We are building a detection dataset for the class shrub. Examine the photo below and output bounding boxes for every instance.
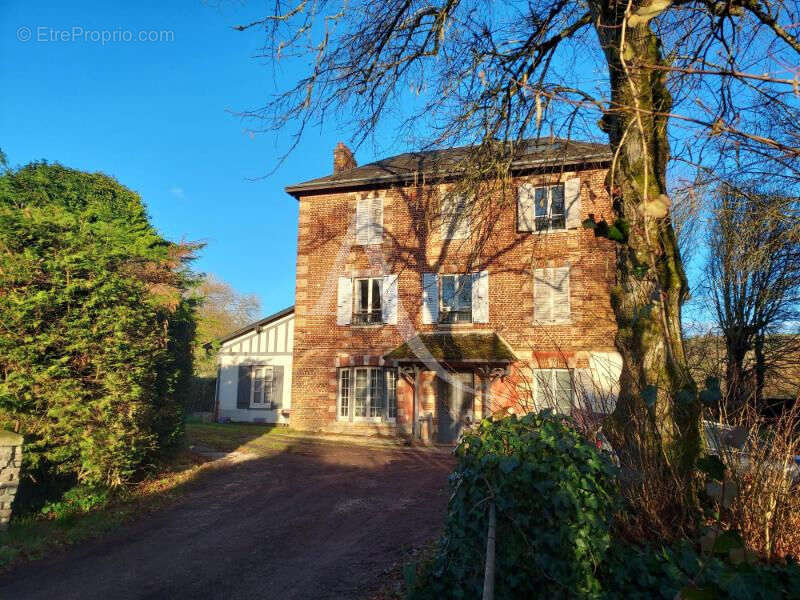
[0,163,198,494]
[415,411,618,599]
[600,540,800,599]
[709,401,800,561]
[39,485,111,520]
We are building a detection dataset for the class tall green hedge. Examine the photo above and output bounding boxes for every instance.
[0,162,197,490]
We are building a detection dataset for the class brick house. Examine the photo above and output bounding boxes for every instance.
[285,140,623,442]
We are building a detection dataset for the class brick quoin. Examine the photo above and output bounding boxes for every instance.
[289,153,618,436]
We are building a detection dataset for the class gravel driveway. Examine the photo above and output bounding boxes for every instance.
[0,441,454,600]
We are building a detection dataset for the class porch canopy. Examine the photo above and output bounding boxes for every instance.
[383,332,516,439]
[384,332,516,367]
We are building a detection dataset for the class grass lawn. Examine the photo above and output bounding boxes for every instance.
[0,447,214,570]
[185,421,297,454]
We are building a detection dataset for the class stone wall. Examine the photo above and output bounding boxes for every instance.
[290,165,619,432]
[0,431,22,530]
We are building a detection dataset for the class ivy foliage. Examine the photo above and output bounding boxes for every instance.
[408,411,800,599]
[600,541,800,600]
[415,412,619,599]
[0,162,198,490]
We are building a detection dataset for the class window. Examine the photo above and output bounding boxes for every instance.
[338,274,397,327]
[534,184,565,231]
[535,369,573,414]
[385,369,397,419]
[533,267,570,324]
[518,183,566,232]
[338,367,397,421]
[339,369,351,417]
[353,277,383,325]
[440,274,473,323]
[356,195,383,245]
[251,366,275,408]
[440,193,470,239]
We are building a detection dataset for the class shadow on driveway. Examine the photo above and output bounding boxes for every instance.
[0,442,454,600]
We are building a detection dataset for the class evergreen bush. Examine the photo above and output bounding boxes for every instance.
[0,162,197,495]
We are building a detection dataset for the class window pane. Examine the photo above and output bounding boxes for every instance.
[264,368,274,406]
[441,275,456,310]
[358,279,369,312]
[535,370,552,406]
[555,370,573,413]
[550,185,565,216]
[355,369,368,417]
[253,372,264,405]
[457,275,473,310]
[369,369,384,417]
[534,188,548,217]
[339,370,350,417]
[386,370,397,419]
[550,185,565,229]
[534,187,549,230]
[371,278,382,312]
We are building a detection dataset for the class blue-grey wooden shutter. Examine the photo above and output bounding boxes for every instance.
[272,365,284,409]
[237,365,252,409]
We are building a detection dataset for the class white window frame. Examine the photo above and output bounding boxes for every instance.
[533,368,574,414]
[532,184,566,232]
[338,368,351,419]
[439,273,473,324]
[352,277,383,326]
[337,367,397,422]
[250,365,275,409]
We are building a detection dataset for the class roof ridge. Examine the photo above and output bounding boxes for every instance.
[286,137,611,196]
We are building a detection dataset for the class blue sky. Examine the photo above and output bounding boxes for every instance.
[2,1,713,328]
[0,1,378,316]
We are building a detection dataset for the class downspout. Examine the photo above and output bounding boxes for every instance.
[213,366,221,422]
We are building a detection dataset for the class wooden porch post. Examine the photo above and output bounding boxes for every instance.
[482,370,490,419]
[412,366,420,440]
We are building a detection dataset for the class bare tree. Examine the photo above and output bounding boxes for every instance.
[193,274,261,376]
[707,183,800,414]
[234,0,800,484]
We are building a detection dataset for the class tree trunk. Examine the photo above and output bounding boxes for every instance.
[589,2,701,481]
[725,340,750,415]
[753,334,766,407]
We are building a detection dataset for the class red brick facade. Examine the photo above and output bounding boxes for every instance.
[290,163,618,435]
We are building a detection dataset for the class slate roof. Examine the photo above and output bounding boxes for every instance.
[384,332,517,364]
[285,138,611,196]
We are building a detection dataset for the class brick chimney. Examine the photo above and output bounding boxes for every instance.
[333,142,357,174]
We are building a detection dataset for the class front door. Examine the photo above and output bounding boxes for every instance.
[436,371,475,443]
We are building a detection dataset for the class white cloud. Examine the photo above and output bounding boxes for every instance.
[169,186,185,200]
